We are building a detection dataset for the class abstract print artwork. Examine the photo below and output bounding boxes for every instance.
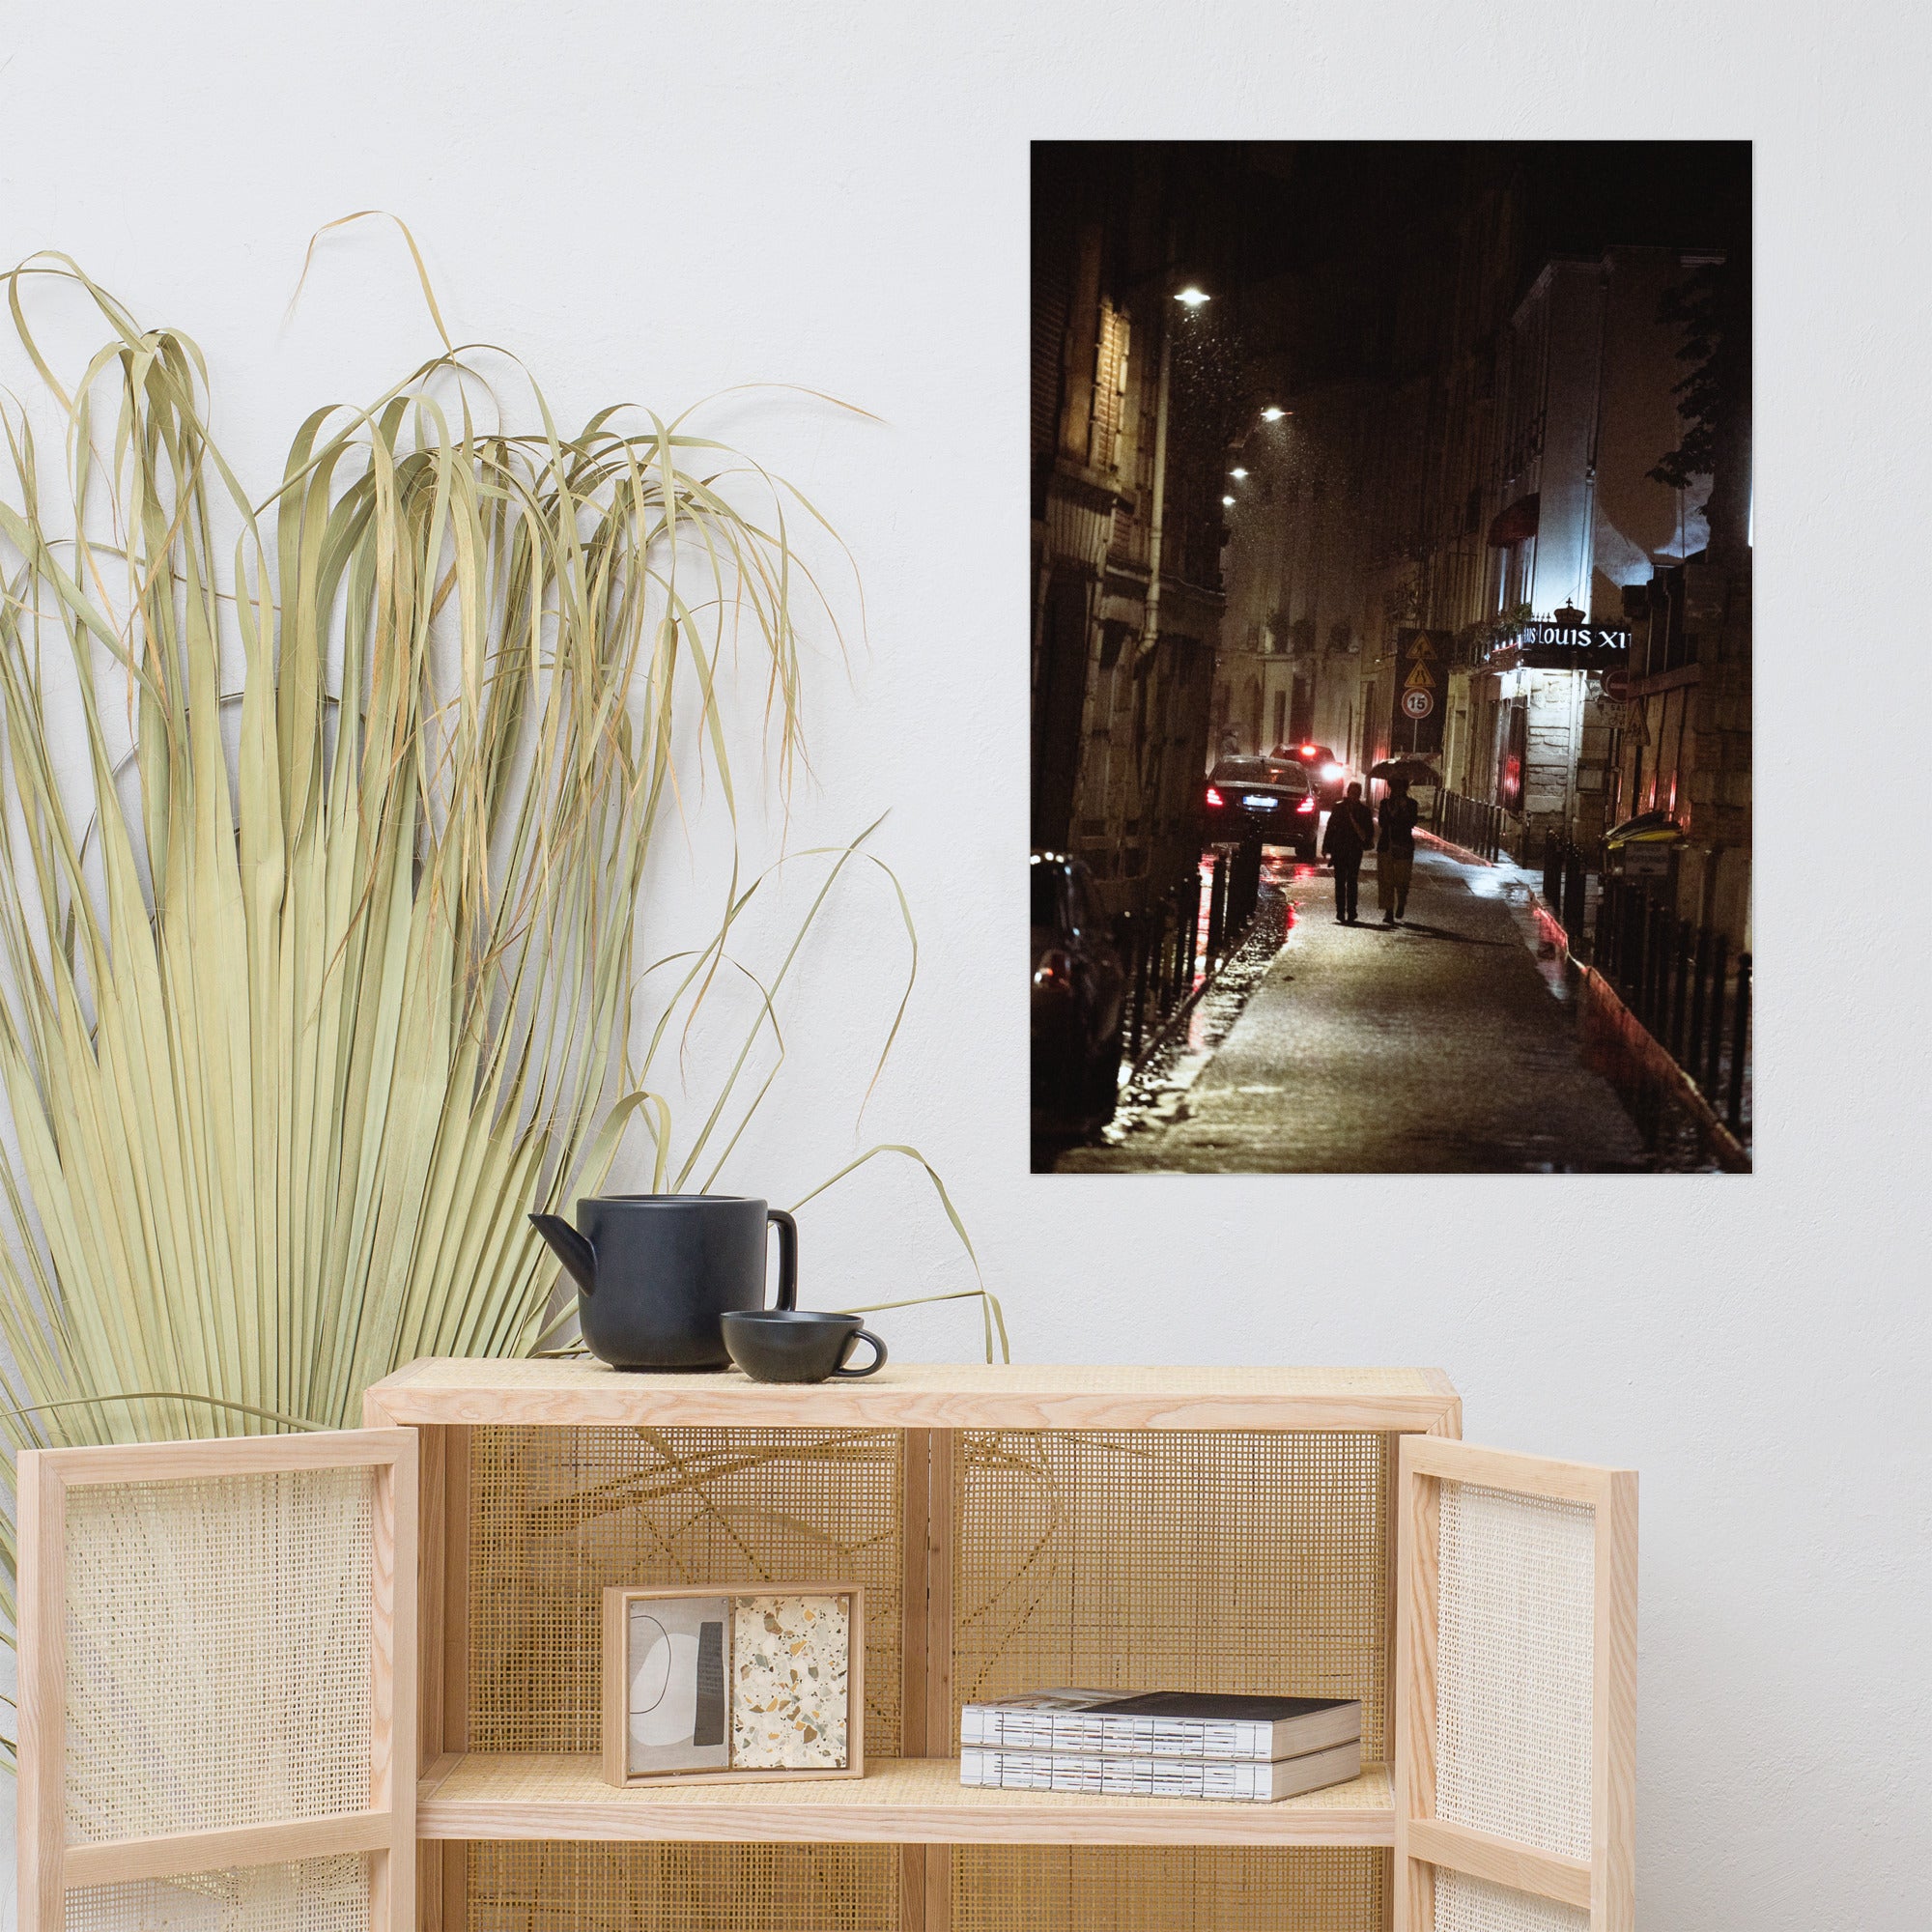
[627,1595,732,1776]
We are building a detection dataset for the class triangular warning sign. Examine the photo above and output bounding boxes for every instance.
[1405,663,1435,690]
[1409,636,1437,659]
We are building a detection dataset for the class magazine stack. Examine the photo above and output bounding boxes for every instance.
[957,1689,1362,1804]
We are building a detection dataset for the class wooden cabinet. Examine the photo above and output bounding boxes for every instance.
[16,1363,1634,1932]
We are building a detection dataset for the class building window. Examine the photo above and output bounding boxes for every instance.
[1088,301,1131,474]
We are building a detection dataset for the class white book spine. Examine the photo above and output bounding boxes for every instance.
[958,1738,1362,1804]
[957,1708,1280,1761]
[959,1748,1284,1802]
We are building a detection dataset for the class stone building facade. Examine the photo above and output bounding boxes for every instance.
[1031,146,1242,917]
[1435,248,1718,856]
[1215,148,1746,941]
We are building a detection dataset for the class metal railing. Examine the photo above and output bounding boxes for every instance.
[1543,836,1751,1139]
[1433,788,1513,863]
[1115,834,1264,1064]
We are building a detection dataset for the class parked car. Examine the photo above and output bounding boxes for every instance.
[1273,740,1349,808]
[1204,756,1320,859]
[1031,852,1127,1133]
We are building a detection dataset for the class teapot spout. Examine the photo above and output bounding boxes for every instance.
[529,1212,598,1296]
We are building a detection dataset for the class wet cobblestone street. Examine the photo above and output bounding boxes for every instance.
[1056,843,1652,1174]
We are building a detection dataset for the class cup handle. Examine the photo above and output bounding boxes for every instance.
[767,1208,798,1311]
[832,1328,887,1378]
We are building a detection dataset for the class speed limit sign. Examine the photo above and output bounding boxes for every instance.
[1402,688,1434,719]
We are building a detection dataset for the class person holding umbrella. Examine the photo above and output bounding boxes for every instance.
[1375,771,1422,924]
[1321,781,1376,923]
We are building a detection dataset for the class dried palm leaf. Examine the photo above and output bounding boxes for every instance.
[0,238,1000,1767]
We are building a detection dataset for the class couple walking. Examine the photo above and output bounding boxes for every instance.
[1320,775,1420,925]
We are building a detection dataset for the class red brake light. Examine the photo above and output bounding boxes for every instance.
[1296,796,1316,813]
[1299,744,1317,757]
[1206,785,1224,807]
[1033,949,1076,990]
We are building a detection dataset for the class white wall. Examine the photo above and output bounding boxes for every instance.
[3,5,1926,1928]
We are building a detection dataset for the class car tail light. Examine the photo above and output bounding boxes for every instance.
[1205,785,1224,807]
[1296,796,1316,813]
[1299,744,1317,757]
[1033,949,1076,990]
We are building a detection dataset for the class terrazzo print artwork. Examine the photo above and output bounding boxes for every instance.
[730,1594,851,1769]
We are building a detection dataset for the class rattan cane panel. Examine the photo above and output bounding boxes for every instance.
[63,1470,375,1842]
[952,1846,1387,1932]
[1435,1482,1595,1861]
[468,1427,902,1757]
[952,1432,1392,1758]
[64,1856,370,1932]
[466,1840,898,1932]
[1434,1870,1589,1932]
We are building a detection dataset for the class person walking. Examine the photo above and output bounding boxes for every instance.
[1377,774,1420,924]
[1321,781,1376,923]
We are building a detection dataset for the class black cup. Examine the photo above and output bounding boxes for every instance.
[721,1310,888,1384]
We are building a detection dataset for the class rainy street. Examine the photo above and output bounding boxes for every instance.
[1051,840,1654,1175]
[1032,144,1750,1174]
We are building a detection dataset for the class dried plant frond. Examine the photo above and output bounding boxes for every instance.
[0,242,1001,1766]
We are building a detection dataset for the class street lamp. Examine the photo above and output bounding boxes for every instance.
[1141,279,1212,668]
[1229,467,1249,480]
[1260,406,1286,422]
[1221,494,1236,507]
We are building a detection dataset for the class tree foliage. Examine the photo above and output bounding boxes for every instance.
[1650,258,1739,490]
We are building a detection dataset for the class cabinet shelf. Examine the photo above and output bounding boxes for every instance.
[415,1752,1396,1848]
[367,1356,1463,1434]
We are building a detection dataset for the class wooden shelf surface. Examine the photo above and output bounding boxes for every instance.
[416,1753,1395,1848]
[366,1357,1460,1434]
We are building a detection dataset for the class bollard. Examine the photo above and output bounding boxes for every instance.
[1126,912,1149,1060]
[1668,918,1692,1061]
[1702,936,1727,1097]
[1644,896,1665,1032]
[1726,954,1751,1132]
[1687,924,1714,1081]
[1661,918,1677,1056]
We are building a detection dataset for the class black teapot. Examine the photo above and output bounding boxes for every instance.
[529,1194,798,1371]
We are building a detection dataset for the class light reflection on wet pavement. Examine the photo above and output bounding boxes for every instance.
[1058,843,1671,1174]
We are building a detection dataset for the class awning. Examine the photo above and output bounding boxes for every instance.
[1486,493,1540,548]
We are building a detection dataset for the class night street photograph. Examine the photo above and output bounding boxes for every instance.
[1031,140,1752,1174]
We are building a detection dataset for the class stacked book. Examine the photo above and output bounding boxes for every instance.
[958,1689,1362,1804]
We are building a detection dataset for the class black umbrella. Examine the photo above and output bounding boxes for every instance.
[1369,757,1440,786]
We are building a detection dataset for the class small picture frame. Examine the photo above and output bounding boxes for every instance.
[601,1583,866,1787]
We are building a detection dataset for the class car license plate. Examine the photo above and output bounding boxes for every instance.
[1242,794,1278,810]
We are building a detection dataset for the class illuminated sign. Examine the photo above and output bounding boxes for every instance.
[1508,623,1630,653]
[1501,623,1631,670]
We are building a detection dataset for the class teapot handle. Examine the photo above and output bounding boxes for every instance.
[767,1208,798,1311]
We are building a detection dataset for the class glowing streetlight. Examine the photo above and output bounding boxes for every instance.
[1229,467,1249,480]
[1221,494,1236,507]
[1174,286,1211,308]
[1261,407,1287,421]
